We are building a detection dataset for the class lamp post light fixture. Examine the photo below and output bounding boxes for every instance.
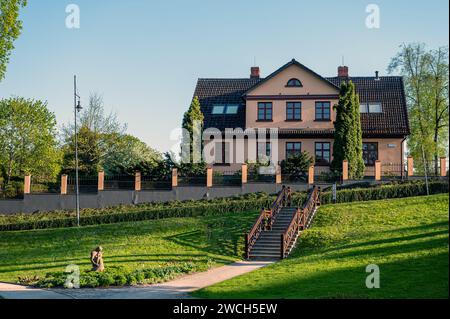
[74,75,82,226]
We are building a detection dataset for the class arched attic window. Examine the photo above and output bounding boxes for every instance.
[286,78,303,87]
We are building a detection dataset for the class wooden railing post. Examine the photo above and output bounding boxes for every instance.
[241,164,247,184]
[206,166,213,187]
[245,233,249,259]
[135,171,141,191]
[308,165,314,185]
[375,160,381,181]
[342,160,348,181]
[275,165,282,184]
[98,171,104,191]
[407,156,414,177]
[440,157,447,177]
[172,168,178,187]
[24,175,31,194]
[61,174,68,195]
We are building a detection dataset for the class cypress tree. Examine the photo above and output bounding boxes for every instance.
[181,96,205,172]
[331,81,365,179]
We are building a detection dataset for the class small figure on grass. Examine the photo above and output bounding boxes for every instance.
[90,246,105,272]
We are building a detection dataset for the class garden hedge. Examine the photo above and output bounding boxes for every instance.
[0,180,447,231]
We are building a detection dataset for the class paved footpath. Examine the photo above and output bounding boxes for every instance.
[0,260,273,299]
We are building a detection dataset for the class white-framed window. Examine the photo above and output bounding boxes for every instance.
[212,105,225,114]
[368,103,382,113]
[360,102,382,113]
[212,105,239,115]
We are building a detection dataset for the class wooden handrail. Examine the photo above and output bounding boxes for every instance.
[245,187,288,259]
[281,186,320,258]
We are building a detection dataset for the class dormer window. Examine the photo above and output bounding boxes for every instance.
[286,78,303,87]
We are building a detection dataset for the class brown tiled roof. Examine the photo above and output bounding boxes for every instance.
[193,75,410,137]
[326,76,410,136]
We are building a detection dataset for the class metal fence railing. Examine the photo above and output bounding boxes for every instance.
[178,174,206,186]
[67,175,98,193]
[141,175,172,190]
[247,172,276,183]
[314,166,341,183]
[281,173,308,184]
[30,176,60,194]
[104,174,135,190]
[212,171,241,186]
[381,163,406,181]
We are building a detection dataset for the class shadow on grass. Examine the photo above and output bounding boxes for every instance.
[193,251,449,299]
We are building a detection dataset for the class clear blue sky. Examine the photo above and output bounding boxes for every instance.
[0,0,448,152]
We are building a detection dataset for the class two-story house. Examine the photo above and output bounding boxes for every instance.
[193,59,409,175]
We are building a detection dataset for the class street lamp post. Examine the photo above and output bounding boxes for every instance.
[74,75,82,226]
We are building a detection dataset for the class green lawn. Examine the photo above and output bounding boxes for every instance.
[0,211,259,284]
[193,194,449,299]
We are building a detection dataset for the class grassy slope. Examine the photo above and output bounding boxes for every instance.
[0,211,259,283]
[193,194,449,299]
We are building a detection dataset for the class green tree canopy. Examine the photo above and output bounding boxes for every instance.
[0,0,27,81]
[0,97,61,186]
[388,43,449,175]
[331,81,365,179]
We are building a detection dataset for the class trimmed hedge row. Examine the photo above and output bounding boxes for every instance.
[0,180,448,232]
[29,263,202,288]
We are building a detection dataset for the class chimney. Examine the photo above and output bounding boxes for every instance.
[250,66,260,79]
[375,71,380,80]
[338,66,349,78]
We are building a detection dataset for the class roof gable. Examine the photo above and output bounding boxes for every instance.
[245,59,340,96]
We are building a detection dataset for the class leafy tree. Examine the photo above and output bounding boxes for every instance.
[388,43,449,175]
[280,152,313,176]
[331,81,365,179]
[180,96,206,175]
[62,126,102,176]
[104,134,162,175]
[0,97,61,187]
[62,93,161,176]
[0,0,27,81]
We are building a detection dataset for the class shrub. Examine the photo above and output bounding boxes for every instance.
[1,180,447,232]
[31,263,200,288]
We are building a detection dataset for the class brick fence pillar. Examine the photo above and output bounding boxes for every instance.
[24,175,31,194]
[61,174,68,195]
[206,167,213,187]
[275,165,281,184]
[241,164,247,184]
[440,157,447,177]
[308,165,314,185]
[98,171,104,191]
[342,160,348,181]
[375,160,381,181]
[407,156,414,177]
[135,171,141,191]
[172,168,178,187]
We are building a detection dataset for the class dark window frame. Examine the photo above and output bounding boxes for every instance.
[315,101,331,121]
[286,78,303,87]
[362,142,378,166]
[257,102,273,121]
[286,142,302,159]
[286,102,302,121]
[315,142,331,165]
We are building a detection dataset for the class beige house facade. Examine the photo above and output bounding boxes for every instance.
[194,59,409,175]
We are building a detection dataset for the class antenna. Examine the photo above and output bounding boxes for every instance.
[342,55,345,66]
[253,56,256,67]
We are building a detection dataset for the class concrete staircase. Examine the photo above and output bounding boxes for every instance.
[248,207,297,260]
